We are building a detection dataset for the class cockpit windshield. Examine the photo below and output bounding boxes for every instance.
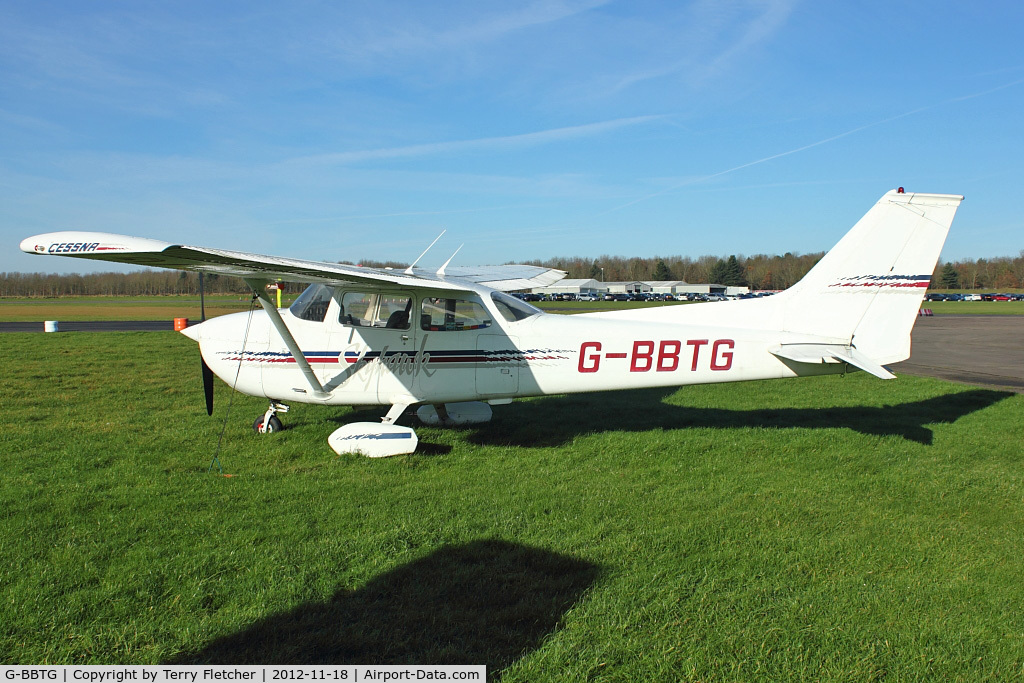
[289,284,334,322]
[491,291,543,322]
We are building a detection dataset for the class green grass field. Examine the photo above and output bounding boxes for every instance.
[919,300,1024,315]
[2,331,1023,678]
[0,295,263,322]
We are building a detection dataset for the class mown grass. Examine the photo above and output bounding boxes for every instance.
[920,300,1024,315]
[2,331,1023,680]
[0,295,298,322]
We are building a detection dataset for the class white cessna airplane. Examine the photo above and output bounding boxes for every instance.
[21,189,963,456]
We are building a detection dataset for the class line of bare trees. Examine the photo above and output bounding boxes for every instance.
[525,252,824,290]
[937,253,1024,290]
[2,250,1022,297]
[525,251,1024,291]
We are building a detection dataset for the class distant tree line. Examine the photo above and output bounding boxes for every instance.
[525,250,1024,291]
[523,252,828,290]
[932,253,1024,290]
[3,250,1022,297]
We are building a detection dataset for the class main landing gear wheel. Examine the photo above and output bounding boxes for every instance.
[253,415,283,433]
[254,401,289,434]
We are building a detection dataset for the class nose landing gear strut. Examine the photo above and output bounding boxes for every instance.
[254,401,289,433]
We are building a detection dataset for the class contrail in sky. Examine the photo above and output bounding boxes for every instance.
[289,115,663,166]
[599,77,1024,216]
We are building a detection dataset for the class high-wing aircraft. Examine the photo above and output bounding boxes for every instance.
[21,189,963,456]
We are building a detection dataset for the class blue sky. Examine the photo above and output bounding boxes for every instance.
[2,0,1023,275]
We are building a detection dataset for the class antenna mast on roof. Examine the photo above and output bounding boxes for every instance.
[405,230,445,276]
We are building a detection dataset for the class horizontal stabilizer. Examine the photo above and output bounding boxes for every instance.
[771,344,896,380]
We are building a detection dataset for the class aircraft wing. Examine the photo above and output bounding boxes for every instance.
[19,231,565,293]
[435,265,566,291]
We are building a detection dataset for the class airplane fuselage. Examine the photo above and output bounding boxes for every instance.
[191,284,842,409]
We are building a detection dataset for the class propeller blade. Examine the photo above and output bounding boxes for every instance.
[201,355,214,416]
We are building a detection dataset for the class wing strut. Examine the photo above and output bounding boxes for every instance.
[245,279,328,397]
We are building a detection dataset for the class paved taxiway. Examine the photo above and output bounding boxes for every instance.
[892,315,1024,393]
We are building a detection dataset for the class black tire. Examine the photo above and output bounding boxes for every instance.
[253,415,283,433]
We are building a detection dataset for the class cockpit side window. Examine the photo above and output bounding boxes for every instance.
[491,291,542,322]
[289,284,334,322]
[420,297,492,331]
[339,292,412,329]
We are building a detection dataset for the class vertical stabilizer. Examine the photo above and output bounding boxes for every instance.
[776,190,963,363]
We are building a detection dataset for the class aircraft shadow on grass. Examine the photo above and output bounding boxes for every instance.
[465,386,1014,448]
[167,539,600,673]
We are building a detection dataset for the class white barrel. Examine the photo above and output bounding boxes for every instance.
[43,320,59,332]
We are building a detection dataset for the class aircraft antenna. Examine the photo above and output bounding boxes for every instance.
[437,244,464,277]
[405,230,445,275]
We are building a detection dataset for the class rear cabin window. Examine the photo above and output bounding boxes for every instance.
[491,291,542,322]
[420,297,491,332]
[289,284,333,322]
[339,292,412,329]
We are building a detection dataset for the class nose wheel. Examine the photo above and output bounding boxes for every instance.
[254,401,289,434]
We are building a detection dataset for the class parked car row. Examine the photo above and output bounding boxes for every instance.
[925,292,1024,301]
